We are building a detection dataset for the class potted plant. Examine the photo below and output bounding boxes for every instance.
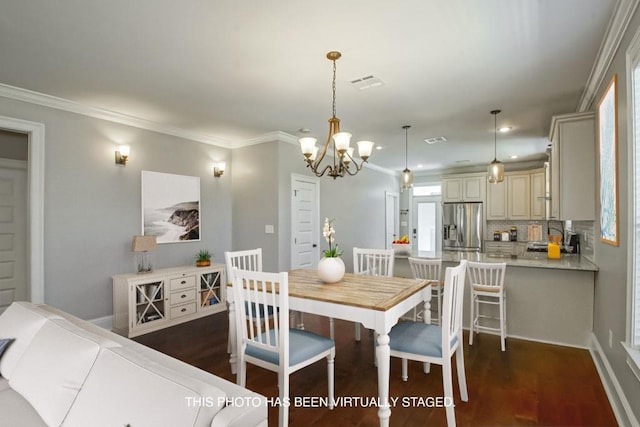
[317,218,345,283]
[196,249,212,267]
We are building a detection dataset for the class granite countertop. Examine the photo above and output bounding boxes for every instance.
[394,250,599,272]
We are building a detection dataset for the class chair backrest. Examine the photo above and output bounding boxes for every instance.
[466,261,506,290]
[225,249,263,284]
[408,257,442,282]
[441,260,467,354]
[232,269,289,367]
[353,248,395,277]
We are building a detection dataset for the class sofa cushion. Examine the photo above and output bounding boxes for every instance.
[0,302,50,379]
[8,319,109,426]
[0,388,47,427]
[63,347,227,427]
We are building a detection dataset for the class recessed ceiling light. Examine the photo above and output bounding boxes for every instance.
[424,136,447,144]
[417,164,424,168]
[498,127,512,133]
[376,146,383,150]
[510,155,518,159]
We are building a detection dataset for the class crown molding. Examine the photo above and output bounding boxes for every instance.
[577,0,640,111]
[0,83,230,147]
[0,83,398,176]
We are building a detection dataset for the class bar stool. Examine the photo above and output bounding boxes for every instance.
[407,257,442,324]
[467,261,507,351]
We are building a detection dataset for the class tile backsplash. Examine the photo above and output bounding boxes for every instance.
[486,220,551,242]
[486,219,595,258]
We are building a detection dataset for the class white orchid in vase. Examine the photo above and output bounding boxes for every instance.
[322,218,343,258]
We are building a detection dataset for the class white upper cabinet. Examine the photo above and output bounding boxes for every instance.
[548,112,595,220]
[507,173,530,220]
[486,168,545,220]
[530,170,546,220]
[442,173,486,202]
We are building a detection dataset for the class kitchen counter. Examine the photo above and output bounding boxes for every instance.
[394,250,598,272]
[394,250,598,347]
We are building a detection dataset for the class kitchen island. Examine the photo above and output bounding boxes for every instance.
[395,251,598,347]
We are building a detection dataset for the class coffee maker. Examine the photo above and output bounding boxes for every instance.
[564,231,580,254]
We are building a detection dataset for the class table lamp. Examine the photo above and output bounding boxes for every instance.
[131,235,157,273]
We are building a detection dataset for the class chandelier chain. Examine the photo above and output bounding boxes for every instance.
[332,59,337,118]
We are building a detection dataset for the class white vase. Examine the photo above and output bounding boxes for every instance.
[317,256,345,283]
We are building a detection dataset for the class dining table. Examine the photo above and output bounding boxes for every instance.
[227,268,433,427]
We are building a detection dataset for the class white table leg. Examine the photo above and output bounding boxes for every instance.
[376,332,391,426]
[228,299,237,375]
[423,295,431,374]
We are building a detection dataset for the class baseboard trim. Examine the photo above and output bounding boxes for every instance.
[589,333,639,427]
[89,314,113,330]
[463,327,589,349]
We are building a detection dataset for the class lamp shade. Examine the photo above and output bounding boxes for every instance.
[131,235,157,252]
[299,136,318,156]
[487,160,504,183]
[332,132,352,153]
[401,168,414,189]
[356,140,374,160]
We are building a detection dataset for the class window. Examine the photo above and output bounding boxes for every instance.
[626,37,640,378]
[412,184,441,196]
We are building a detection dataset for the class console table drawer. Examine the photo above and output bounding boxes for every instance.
[170,289,196,305]
[170,276,195,291]
[170,302,197,319]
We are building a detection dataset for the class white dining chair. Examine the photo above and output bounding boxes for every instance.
[232,269,335,427]
[389,260,469,427]
[467,261,507,351]
[327,248,395,342]
[407,257,442,324]
[225,249,269,348]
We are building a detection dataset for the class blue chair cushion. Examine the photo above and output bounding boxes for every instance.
[246,329,334,366]
[389,321,457,358]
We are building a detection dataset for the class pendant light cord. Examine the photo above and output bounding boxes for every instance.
[403,125,410,169]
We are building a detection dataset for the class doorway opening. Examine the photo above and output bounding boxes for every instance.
[0,116,45,307]
[411,184,442,254]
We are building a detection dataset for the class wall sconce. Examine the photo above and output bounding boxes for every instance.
[214,162,226,178]
[115,145,130,165]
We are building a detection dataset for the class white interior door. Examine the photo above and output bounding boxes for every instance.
[291,174,320,269]
[0,159,27,313]
[385,192,399,248]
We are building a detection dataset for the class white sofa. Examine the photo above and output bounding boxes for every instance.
[0,302,267,427]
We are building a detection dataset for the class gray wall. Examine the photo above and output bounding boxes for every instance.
[0,129,28,160]
[233,138,399,273]
[0,97,232,320]
[591,7,640,423]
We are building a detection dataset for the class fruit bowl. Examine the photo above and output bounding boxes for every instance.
[392,243,411,254]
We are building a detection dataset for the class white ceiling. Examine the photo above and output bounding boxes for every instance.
[0,0,617,174]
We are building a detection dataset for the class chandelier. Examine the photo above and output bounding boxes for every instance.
[298,51,374,179]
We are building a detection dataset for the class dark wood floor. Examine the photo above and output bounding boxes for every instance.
[135,312,617,427]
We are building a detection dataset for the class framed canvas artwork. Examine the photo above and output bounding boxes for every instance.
[142,171,200,243]
[597,74,619,246]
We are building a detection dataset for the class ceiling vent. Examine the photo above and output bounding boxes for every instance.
[349,75,384,91]
[424,136,447,144]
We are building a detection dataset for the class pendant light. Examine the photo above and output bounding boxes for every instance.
[487,109,504,183]
[401,125,413,190]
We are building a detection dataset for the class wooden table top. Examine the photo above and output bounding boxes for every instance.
[286,269,432,312]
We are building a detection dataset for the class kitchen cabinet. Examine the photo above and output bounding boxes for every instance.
[548,112,595,220]
[530,170,546,219]
[442,173,486,202]
[507,173,530,220]
[486,180,507,220]
[486,168,545,220]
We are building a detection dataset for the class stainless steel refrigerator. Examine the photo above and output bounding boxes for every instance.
[442,202,483,251]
